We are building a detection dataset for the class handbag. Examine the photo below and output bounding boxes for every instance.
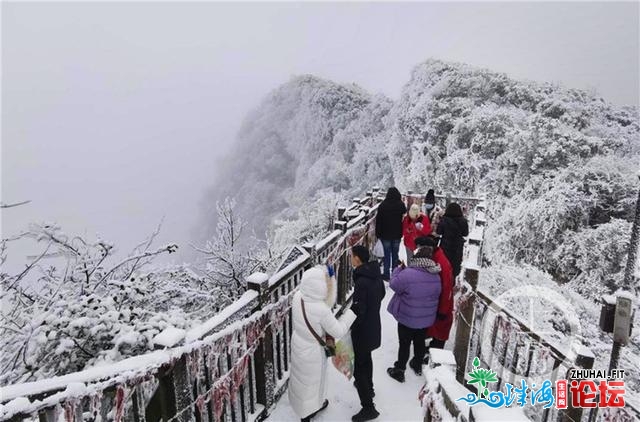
[301,298,336,357]
[373,239,384,258]
[331,335,355,379]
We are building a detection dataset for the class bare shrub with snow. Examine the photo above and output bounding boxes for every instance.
[194,197,280,307]
[271,189,347,249]
[0,223,217,384]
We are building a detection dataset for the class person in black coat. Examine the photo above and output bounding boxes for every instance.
[436,202,469,277]
[350,245,386,422]
[375,187,407,280]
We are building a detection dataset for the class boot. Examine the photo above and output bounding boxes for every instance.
[409,358,423,376]
[386,367,405,383]
[352,406,380,422]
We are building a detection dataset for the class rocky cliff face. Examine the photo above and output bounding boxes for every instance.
[202,58,639,296]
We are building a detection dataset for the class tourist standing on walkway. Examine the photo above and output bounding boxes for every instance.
[375,187,407,281]
[386,246,442,382]
[415,236,454,357]
[437,202,469,277]
[289,266,356,422]
[421,189,443,235]
[349,245,385,422]
[402,204,432,263]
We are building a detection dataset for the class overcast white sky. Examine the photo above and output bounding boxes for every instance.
[2,1,639,268]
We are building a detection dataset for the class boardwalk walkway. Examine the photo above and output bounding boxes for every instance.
[268,248,442,422]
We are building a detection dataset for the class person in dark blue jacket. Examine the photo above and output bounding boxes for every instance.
[349,245,386,422]
[437,202,469,277]
[375,187,407,280]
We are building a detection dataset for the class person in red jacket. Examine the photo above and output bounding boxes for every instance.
[402,204,432,263]
[414,236,454,361]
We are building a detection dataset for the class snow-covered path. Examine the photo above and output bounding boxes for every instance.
[268,250,436,421]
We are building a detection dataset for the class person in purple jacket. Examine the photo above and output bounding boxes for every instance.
[386,245,442,382]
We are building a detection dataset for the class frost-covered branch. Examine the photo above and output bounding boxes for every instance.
[0,223,214,385]
[123,219,164,280]
[97,243,178,287]
[0,200,31,209]
[194,197,268,302]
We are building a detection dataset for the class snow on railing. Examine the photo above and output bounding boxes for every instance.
[0,291,293,422]
[184,290,260,343]
[451,200,609,422]
[0,188,383,422]
[456,284,609,422]
[421,349,527,422]
[1,188,489,422]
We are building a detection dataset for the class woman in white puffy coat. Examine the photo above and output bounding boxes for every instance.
[289,265,357,421]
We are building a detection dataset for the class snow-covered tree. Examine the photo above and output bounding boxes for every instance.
[555,219,632,300]
[194,197,272,306]
[271,189,347,250]
[199,75,373,242]
[203,61,639,300]
[190,57,640,403]
[0,222,216,384]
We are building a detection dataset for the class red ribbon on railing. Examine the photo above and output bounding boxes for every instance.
[246,319,262,350]
[212,377,231,421]
[195,395,206,419]
[64,401,75,422]
[114,385,126,422]
[189,349,202,380]
[230,355,249,402]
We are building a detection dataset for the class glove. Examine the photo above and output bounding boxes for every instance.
[326,264,335,278]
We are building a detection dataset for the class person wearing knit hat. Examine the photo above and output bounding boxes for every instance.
[424,189,436,204]
[422,189,443,235]
[437,202,469,277]
[386,243,442,382]
[402,204,432,263]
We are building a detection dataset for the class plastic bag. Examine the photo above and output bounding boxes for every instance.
[331,334,355,379]
[373,239,384,258]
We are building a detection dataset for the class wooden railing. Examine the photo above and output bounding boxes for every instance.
[0,188,389,422]
[421,349,528,422]
[1,189,491,422]
[13,188,632,422]
[1,188,488,422]
[450,201,639,422]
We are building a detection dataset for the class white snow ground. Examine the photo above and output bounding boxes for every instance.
[268,248,432,422]
[268,284,429,422]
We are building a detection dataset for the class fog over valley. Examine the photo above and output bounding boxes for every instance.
[3,1,638,266]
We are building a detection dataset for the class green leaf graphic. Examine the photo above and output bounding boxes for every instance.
[465,360,499,399]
